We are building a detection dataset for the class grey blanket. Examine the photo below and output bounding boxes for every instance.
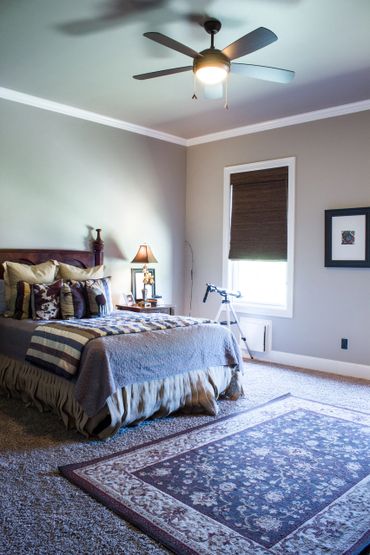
[0,312,243,417]
[25,314,216,378]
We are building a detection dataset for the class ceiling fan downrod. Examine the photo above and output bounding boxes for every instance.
[193,19,230,87]
[203,18,222,49]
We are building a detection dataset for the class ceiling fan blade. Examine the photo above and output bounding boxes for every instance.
[133,66,193,80]
[56,16,126,35]
[56,0,167,35]
[223,27,277,60]
[144,32,201,59]
[231,63,295,83]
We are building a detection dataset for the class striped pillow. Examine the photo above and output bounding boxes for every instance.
[14,281,33,319]
[60,281,87,320]
[85,277,113,317]
[31,280,63,320]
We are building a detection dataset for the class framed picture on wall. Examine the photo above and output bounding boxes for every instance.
[131,268,156,300]
[325,207,370,267]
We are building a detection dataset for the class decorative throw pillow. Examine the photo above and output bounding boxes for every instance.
[57,263,104,281]
[3,259,59,317]
[60,281,87,320]
[14,281,33,319]
[85,277,113,317]
[31,279,63,320]
[0,280,5,315]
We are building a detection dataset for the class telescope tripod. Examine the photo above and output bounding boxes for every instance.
[215,298,254,359]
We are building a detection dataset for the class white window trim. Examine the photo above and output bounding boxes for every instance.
[222,157,295,318]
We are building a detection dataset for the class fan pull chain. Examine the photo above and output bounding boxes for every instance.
[192,73,198,100]
[224,77,229,110]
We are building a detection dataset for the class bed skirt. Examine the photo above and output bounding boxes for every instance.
[0,355,244,439]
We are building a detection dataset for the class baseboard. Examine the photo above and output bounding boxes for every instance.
[243,349,370,381]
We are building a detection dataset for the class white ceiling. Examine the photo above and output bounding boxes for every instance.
[1,0,369,140]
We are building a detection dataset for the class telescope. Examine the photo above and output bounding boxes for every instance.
[202,283,253,359]
[203,283,242,304]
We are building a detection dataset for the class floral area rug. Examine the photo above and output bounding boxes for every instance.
[59,394,370,555]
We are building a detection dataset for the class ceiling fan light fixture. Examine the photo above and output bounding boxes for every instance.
[195,65,228,85]
[193,49,230,85]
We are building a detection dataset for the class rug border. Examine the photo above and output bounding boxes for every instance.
[60,466,196,554]
[346,530,370,555]
[59,392,370,474]
[59,393,291,473]
[60,393,294,554]
[59,393,370,555]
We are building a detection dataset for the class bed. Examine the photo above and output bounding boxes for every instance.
[0,230,244,439]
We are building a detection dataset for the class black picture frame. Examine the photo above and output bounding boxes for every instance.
[325,207,370,267]
[131,268,156,300]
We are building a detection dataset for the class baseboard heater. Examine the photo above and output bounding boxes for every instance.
[239,317,272,353]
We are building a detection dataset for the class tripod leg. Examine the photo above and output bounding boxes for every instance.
[225,303,231,328]
[229,304,254,360]
[215,300,230,326]
[215,303,223,322]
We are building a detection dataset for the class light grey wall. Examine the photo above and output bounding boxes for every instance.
[186,111,370,365]
[0,100,186,310]
[2,100,369,365]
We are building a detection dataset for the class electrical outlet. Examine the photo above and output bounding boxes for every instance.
[341,338,348,350]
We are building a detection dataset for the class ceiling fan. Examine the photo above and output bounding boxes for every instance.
[133,18,295,88]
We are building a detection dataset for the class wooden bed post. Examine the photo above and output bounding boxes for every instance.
[93,229,104,265]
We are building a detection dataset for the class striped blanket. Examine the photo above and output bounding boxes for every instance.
[25,313,211,378]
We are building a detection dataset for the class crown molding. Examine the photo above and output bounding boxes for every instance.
[186,99,370,146]
[0,86,187,146]
[1,86,369,148]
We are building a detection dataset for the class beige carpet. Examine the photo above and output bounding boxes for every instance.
[0,361,369,555]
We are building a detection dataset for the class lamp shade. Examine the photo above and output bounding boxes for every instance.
[131,244,158,264]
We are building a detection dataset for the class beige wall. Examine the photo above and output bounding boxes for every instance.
[1,99,369,367]
[0,100,187,309]
[186,111,370,365]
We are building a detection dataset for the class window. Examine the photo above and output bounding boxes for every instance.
[223,158,295,317]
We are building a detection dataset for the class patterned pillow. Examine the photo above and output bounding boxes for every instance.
[85,277,113,317]
[60,281,87,320]
[31,280,63,320]
[14,281,33,319]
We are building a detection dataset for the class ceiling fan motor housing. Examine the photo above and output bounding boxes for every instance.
[193,49,230,75]
[203,19,222,36]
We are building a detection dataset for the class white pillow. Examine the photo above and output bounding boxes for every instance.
[57,263,104,281]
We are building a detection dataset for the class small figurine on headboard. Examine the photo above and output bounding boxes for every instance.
[93,229,104,265]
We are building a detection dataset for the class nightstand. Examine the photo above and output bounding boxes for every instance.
[116,304,175,315]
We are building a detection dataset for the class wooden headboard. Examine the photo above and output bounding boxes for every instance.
[0,229,104,279]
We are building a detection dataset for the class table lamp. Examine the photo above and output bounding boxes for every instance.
[131,244,158,302]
